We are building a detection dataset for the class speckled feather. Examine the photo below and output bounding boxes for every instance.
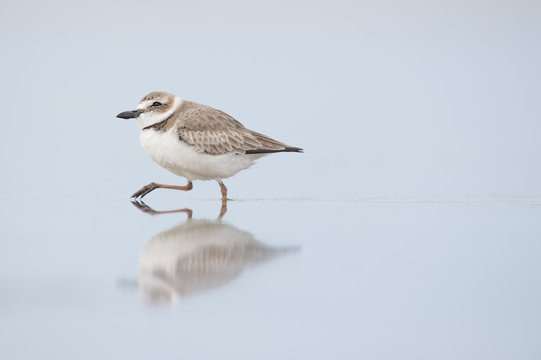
[141,98,301,155]
[174,101,300,155]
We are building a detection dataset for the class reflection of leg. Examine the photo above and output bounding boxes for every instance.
[131,200,193,219]
[217,180,228,201]
[218,199,227,221]
[131,181,193,199]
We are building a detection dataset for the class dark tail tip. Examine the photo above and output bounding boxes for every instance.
[246,147,304,154]
[284,147,303,153]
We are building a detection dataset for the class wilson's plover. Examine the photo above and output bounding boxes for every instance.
[117,91,302,201]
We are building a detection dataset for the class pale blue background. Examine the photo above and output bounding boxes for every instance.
[0,1,540,359]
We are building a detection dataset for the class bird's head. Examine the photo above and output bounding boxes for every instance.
[117,91,180,129]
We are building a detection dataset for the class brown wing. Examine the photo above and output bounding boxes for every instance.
[176,102,301,155]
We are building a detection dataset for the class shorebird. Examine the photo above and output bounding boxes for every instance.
[117,91,302,201]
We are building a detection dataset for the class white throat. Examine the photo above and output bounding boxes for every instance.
[136,97,183,129]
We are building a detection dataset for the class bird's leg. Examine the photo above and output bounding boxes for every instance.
[131,181,193,199]
[217,180,228,202]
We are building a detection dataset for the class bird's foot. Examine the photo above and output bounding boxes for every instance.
[131,182,158,199]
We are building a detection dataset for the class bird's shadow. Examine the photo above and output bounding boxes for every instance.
[125,199,300,304]
[131,198,227,220]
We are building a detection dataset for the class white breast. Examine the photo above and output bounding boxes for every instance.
[139,129,263,181]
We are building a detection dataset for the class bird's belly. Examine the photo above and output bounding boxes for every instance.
[140,129,261,181]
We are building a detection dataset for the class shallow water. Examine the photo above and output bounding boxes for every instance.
[1,190,540,359]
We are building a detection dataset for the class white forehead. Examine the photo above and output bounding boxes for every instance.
[135,96,183,130]
[137,100,153,111]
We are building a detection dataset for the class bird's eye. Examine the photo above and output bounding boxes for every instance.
[152,102,162,107]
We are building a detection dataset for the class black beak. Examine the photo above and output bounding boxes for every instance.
[116,110,141,119]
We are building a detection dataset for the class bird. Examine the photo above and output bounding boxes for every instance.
[117,91,302,201]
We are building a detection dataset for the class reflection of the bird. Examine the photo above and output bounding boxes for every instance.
[133,201,299,304]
